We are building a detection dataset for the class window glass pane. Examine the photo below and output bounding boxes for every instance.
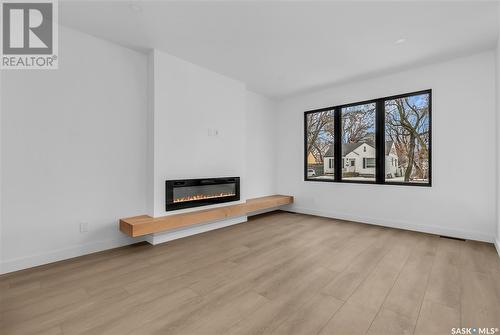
[305,109,334,180]
[385,93,430,184]
[341,103,376,181]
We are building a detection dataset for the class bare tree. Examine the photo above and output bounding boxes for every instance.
[306,111,334,163]
[386,95,429,181]
[341,105,375,143]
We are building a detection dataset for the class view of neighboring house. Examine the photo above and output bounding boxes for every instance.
[323,140,401,178]
[307,152,318,165]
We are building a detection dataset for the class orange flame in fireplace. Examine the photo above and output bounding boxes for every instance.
[173,192,236,203]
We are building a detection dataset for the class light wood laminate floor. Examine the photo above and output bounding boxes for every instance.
[1,211,499,335]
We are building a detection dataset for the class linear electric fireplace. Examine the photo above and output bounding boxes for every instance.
[166,177,240,211]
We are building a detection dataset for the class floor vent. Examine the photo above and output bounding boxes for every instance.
[439,235,466,241]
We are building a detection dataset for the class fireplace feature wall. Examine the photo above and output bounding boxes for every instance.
[166,177,240,211]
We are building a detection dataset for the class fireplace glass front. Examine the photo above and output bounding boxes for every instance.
[166,177,240,211]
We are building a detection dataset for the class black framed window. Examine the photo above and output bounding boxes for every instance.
[384,93,431,184]
[305,108,335,180]
[341,102,376,182]
[304,89,431,186]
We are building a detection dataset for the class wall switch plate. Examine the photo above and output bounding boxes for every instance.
[80,222,89,233]
[208,128,219,137]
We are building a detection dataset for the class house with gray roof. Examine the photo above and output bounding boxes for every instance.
[323,140,401,178]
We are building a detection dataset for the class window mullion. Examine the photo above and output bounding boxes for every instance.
[334,107,342,182]
[375,99,385,184]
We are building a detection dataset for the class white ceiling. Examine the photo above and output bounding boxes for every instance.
[60,1,498,98]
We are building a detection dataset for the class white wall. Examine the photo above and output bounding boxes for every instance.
[144,50,278,245]
[0,26,148,273]
[149,49,247,217]
[0,71,3,274]
[0,36,278,272]
[245,91,276,198]
[496,8,500,254]
[276,51,497,242]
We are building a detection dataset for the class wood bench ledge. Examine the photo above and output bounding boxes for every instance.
[119,195,293,237]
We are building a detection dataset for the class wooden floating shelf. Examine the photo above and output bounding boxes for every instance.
[119,195,293,237]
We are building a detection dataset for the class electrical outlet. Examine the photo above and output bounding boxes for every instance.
[80,222,89,233]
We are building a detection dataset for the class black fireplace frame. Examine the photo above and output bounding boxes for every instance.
[165,177,240,211]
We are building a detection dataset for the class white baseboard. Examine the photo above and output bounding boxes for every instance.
[146,216,248,245]
[289,206,494,243]
[495,238,500,257]
[0,236,144,275]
